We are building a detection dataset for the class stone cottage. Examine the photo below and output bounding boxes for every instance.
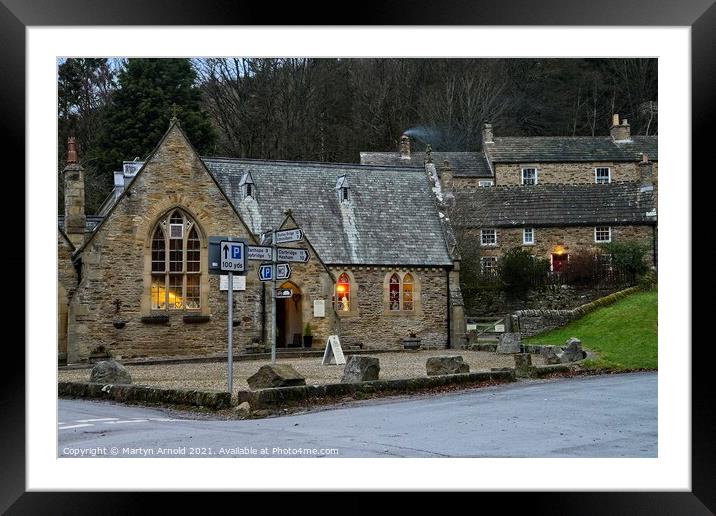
[57,120,465,364]
[361,114,658,272]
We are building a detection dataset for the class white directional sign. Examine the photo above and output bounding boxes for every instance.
[219,241,246,272]
[277,247,310,263]
[275,228,304,244]
[247,245,272,261]
[275,288,293,298]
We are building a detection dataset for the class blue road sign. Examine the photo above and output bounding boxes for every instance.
[258,263,273,281]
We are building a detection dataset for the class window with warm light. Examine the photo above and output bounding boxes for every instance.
[336,273,350,311]
[402,273,414,311]
[150,209,201,310]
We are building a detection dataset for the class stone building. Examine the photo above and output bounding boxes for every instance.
[58,120,465,364]
[361,114,658,272]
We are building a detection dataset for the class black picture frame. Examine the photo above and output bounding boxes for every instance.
[4,0,710,512]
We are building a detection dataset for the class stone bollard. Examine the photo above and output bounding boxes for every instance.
[513,353,533,377]
[426,355,470,376]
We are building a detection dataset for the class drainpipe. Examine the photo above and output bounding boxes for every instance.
[446,267,451,349]
[652,225,658,269]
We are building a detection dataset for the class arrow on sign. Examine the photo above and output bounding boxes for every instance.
[223,244,229,259]
[276,262,291,280]
[277,247,310,263]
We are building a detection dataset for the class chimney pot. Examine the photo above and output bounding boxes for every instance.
[622,119,628,126]
[610,114,630,141]
[67,137,78,164]
[612,114,620,126]
[482,123,494,144]
[399,134,410,159]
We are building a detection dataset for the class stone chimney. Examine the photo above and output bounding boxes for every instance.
[440,159,454,192]
[399,134,411,159]
[638,153,654,185]
[63,137,86,247]
[610,114,631,141]
[482,123,494,144]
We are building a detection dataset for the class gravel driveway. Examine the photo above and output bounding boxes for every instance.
[58,350,544,395]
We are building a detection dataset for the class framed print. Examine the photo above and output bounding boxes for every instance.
[3,0,711,512]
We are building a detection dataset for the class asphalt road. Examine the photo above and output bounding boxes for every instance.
[58,372,657,458]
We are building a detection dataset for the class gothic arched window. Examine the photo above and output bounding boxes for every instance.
[336,273,351,311]
[150,209,202,310]
[402,273,414,311]
[389,273,401,311]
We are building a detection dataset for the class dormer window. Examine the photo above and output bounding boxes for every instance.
[336,175,350,203]
[239,171,256,200]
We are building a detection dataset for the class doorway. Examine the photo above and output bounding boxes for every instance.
[551,253,569,272]
[276,281,303,348]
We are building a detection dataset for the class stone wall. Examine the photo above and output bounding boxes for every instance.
[328,266,450,350]
[471,225,655,266]
[68,124,265,362]
[513,286,641,336]
[492,161,658,186]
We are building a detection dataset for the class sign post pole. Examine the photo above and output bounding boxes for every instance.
[227,271,233,395]
[271,228,277,364]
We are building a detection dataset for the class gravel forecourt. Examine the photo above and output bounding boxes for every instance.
[58,350,546,396]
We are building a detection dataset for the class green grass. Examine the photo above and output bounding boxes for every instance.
[526,289,657,371]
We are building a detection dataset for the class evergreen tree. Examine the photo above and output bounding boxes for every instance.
[94,59,216,200]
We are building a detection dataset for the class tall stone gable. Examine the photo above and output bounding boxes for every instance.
[68,122,262,362]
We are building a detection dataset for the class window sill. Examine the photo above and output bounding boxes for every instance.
[141,315,169,325]
[183,314,211,324]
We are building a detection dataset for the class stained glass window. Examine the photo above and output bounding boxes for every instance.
[402,273,414,311]
[336,273,350,311]
[389,273,400,311]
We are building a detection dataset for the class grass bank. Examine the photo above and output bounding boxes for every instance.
[526,289,657,371]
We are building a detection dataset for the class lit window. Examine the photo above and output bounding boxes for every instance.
[150,209,202,310]
[481,257,497,274]
[389,273,400,311]
[522,168,537,185]
[481,228,497,246]
[523,227,534,245]
[402,273,414,311]
[336,273,350,311]
[595,167,611,184]
[595,226,612,243]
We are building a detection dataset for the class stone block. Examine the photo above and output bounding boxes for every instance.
[89,360,132,385]
[540,345,562,365]
[247,364,306,389]
[426,355,470,376]
[341,356,380,383]
[560,338,585,363]
[497,333,522,354]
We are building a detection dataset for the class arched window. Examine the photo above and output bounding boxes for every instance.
[336,273,350,311]
[150,209,201,310]
[402,273,414,311]
[389,273,401,311]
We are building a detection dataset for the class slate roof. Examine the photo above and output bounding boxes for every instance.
[453,182,657,228]
[203,158,453,266]
[485,136,658,163]
[360,151,492,177]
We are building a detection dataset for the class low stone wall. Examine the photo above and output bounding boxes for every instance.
[58,381,231,410]
[238,370,515,409]
[513,286,640,337]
